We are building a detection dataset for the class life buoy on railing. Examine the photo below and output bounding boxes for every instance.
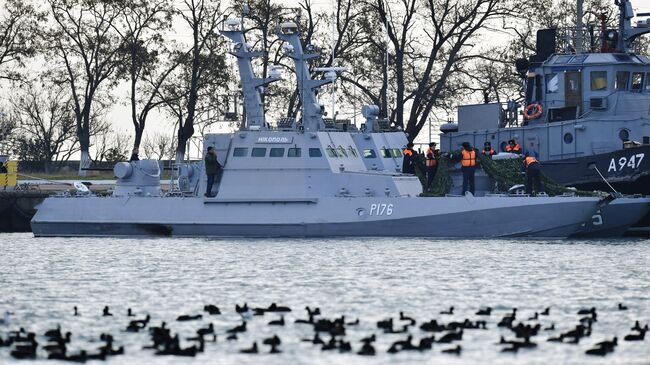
[523,103,543,120]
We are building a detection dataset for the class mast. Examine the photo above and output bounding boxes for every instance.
[576,0,584,53]
[221,18,281,130]
[277,22,334,132]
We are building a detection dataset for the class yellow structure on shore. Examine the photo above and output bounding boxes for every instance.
[1,160,17,188]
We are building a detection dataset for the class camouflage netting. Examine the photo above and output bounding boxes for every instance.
[415,150,600,197]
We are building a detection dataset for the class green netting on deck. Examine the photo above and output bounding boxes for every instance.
[416,150,599,197]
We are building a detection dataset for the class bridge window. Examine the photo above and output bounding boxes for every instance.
[546,73,560,93]
[391,149,403,157]
[251,147,266,157]
[287,148,301,157]
[337,146,348,157]
[632,72,644,92]
[615,71,630,91]
[590,71,608,91]
[309,148,322,157]
[363,149,377,158]
[269,148,284,157]
[233,147,248,157]
[646,73,650,92]
[326,147,337,157]
[380,148,392,158]
[347,146,358,157]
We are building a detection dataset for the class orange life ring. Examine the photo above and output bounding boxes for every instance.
[524,103,543,120]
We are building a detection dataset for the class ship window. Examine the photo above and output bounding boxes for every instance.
[347,146,358,157]
[619,129,630,141]
[337,146,348,157]
[233,147,248,157]
[326,147,337,157]
[363,149,377,158]
[632,72,644,91]
[569,55,587,64]
[614,54,632,62]
[380,148,392,158]
[269,148,284,157]
[646,73,650,91]
[392,148,403,157]
[563,132,574,144]
[287,148,301,157]
[546,73,560,93]
[555,55,573,64]
[251,147,266,157]
[590,71,608,91]
[615,71,630,90]
[309,148,322,157]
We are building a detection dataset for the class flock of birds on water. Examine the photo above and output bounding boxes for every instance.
[0,302,647,362]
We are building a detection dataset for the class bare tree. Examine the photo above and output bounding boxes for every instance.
[157,0,228,162]
[91,128,132,163]
[45,0,127,175]
[0,0,44,81]
[143,131,174,160]
[8,82,77,173]
[114,0,181,153]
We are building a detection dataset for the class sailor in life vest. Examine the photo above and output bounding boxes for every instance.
[425,142,438,190]
[402,142,416,174]
[482,141,496,158]
[456,142,477,195]
[505,139,521,154]
[523,152,544,195]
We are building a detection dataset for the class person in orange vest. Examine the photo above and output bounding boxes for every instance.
[482,142,496,158]
[523,152,544,195]
[425,142,438,189]
[402,142,416,174]
[505,139,521,154]
[455,142,477,195]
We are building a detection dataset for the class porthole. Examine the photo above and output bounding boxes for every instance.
[619,129,630,141]
[563,132,574,144]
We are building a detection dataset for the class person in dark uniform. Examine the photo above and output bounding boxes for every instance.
[523,152,544,195]
[482,142,496,157]
[204,146,221,197]
[425,142,438,189]
[402,142,416,174]
[456,142,477,195]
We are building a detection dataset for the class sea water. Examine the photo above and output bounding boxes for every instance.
[1,233,649,364]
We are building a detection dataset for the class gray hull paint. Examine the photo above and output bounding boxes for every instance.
[31,196,601,239]
[572,197,650,238]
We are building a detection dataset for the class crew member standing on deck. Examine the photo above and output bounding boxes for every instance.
[456,142,477,195]
[425,142,438,189]
[482,142,496,158]
[523,152,544,195]
[204,146,221,197]
[402,142,416,174]
[505,139,521,154]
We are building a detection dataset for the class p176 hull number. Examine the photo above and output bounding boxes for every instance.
[369,203,394,216]
[608,153,644,173]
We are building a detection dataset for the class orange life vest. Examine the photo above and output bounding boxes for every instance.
[425,147,437,167]
[461,149,476,167]
[524,156,538,168]
[403,148,413,156]
[506,144,521,153]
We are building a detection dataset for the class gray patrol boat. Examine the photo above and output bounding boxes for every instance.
[439,0,650,235]
[31,17,612,238]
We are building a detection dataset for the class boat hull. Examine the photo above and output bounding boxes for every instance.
[31,195,603,239]
[571,197,650,238]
